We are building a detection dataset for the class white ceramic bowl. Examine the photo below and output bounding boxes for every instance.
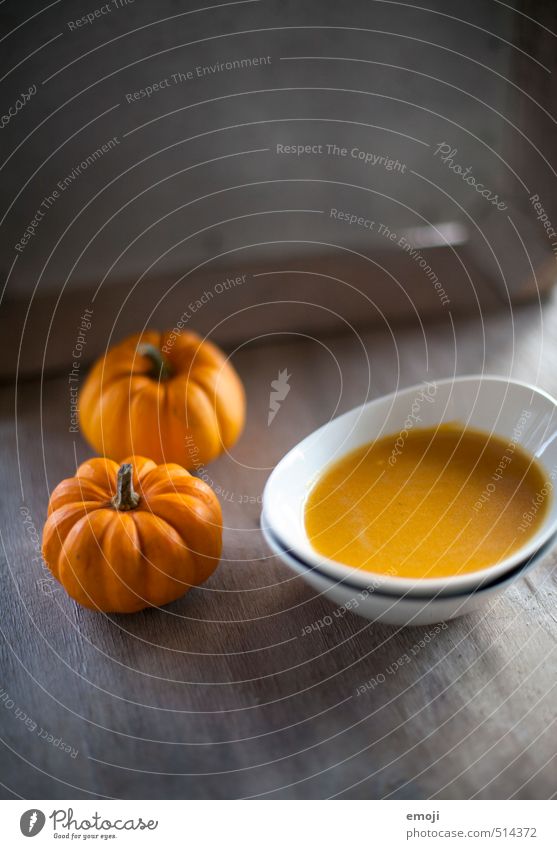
[262,376,557,622]
[261,513,557,624]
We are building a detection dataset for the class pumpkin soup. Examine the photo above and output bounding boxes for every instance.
[305,423,550,578]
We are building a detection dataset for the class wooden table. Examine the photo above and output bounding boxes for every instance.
[1,295,557,800]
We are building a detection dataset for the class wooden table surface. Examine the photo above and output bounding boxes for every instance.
[1,295,557,800]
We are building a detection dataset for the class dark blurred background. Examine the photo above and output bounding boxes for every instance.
[1,0,556,376]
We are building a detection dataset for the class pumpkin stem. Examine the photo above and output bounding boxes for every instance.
[138,343,173,381]
[112,463,140,511]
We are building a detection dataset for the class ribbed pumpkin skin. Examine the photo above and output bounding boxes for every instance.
[78,330,245,467]
[42,456,223,613]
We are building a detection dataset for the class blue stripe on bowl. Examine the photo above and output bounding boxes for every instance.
[261,515,557,600]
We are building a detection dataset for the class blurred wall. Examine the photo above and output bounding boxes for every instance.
[1,0,556,374]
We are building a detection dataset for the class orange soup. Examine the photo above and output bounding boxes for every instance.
[305,423,550,579]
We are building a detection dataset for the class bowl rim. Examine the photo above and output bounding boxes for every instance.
[261,511,557,600]
[262,374,557,595]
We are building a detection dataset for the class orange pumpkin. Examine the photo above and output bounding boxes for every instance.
[42,456,222,612]
[79,330,245,467]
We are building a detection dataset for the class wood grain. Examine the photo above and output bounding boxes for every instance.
[1,295,557,799]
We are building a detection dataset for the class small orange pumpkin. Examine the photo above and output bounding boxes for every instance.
[42,456,222,612]
[79,330,245,467]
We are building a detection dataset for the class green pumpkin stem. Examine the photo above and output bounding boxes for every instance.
[138,343,173,381]
[112,463,140,511]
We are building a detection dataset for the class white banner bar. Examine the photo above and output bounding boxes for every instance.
[1,799,556,848]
